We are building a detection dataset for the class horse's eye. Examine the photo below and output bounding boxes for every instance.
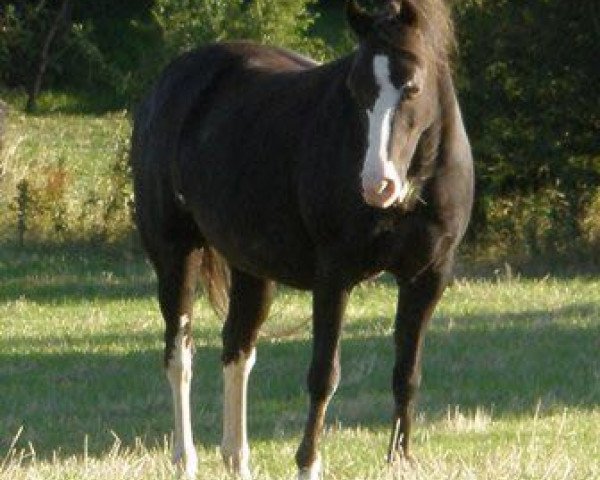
[403,79,421,99]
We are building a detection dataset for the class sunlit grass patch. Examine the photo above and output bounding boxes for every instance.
[0,108,131,243]
[442,405,493,433]
[1,247,599,479]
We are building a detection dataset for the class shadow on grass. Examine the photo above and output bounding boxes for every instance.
[2,300,598,460]
[0,244,155,303]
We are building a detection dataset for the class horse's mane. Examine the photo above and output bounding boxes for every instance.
[374,0,456,70]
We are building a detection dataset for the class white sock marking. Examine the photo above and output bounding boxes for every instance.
[361,55,404,202]
[297,454,322,480]
[166,315,198,479]
[221,348,256,480]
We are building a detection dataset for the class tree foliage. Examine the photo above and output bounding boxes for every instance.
[0,1,160,107]
[451,0,600,253]
[0,1,69,89]
[135,0,327,99]
[455,0,600,195]
[152,0,325,57]
[0,0,326,103]
[0,0,598,256]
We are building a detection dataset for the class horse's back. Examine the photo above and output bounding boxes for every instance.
[131,43,322,283]
[132,42,318,186]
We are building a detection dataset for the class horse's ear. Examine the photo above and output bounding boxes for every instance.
[397,0,418,26]
[384,0,402,16]
[346,0,373,37]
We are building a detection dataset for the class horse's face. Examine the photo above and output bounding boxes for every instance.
[346,0,437,209]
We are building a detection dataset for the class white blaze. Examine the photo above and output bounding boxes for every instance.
[367,55,400,165]
[361,55,406,206]
[221,348,256,480]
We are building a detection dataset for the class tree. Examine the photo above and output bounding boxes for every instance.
[453,0,600,249]
[26,0,71,112]
[455,0,600,196]
[0,1,74,111]
[152,0,327,60]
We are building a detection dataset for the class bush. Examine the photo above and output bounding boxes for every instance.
[134,0,328,99]
[478,187,574,259]
[454,0,600,200]
[0,109,133,245]
[0,100,6,152]
[153,0,326,56]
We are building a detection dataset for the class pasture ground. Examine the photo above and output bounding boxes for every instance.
[1,246,599,479]
[1,93,598,479]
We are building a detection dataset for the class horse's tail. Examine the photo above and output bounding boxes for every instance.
[199,247,230,320]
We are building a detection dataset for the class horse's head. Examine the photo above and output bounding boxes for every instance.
[346,0,447,209]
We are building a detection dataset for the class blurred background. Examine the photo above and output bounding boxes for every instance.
[0,0,598,272]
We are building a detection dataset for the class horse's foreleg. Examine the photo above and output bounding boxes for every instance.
[296,277,350,480]
[388,267,449,463]
[221,269,274,479]
[159,247,202,479]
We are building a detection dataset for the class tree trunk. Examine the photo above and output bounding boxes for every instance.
[26,0,70,113]
[0,100,6,154]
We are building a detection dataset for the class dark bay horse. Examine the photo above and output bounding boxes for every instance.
[131,0,473,478]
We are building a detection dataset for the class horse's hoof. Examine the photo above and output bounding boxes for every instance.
[172,448,198,479]
[221,449,252,479]
[387,451,415,470]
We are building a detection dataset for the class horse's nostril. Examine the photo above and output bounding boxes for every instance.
[379,179,396,197]
[377,180,390,195]
[362,177,400,208]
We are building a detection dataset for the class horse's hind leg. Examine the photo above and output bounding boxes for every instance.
[221,268,274,479]
[156,244,202,479]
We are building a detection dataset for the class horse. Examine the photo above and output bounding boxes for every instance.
[131,0,473,478]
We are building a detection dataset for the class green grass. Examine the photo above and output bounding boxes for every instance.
[4,107,128,185]
[1,246,599,479]
[0,95,131,243]
[1,93,598,479]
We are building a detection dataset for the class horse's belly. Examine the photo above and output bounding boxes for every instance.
[187,195,316,288]
[224,235,316,289]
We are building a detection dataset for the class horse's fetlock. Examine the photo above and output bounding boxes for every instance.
[221,445,251,479]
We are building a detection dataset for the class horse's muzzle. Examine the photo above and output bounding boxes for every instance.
[362,176,407,209]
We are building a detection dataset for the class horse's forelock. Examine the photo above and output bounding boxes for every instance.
[373,0,455,70]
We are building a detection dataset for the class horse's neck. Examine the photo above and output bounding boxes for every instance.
[304,53,364,142]
[437,67,471,168]
[400,68,466,201]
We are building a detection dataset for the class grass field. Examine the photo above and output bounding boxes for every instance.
[1,245,599,479]
[1,90,599,479]
[0,91,132,244]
